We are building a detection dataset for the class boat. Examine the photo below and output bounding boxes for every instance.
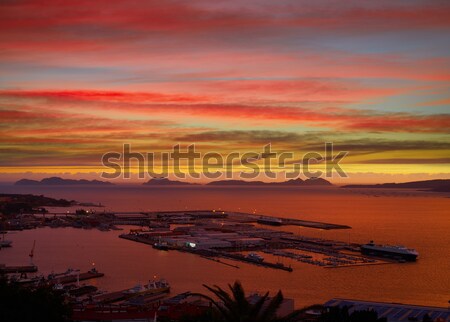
[9,274,44,285]
[93,279,170,304]
[246,253,264,262]
[48,268,104,285]
[123,279,170,297]
[153,242,169,251]
[257,217,282,226]
[0,232,12,248]
[125,291,168,307]
[67,284,98,297]
[360,241,418,261]
[47,268,79,280]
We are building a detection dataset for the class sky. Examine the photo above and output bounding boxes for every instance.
[0,0,449,183]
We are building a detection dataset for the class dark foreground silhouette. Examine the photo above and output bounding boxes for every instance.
[0,278,414,322]
[0,278,71,322]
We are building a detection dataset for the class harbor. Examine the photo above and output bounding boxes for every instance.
[1,209,418,276]
[1,201,434,313]
[115,210,412,271]
[1,0,450,319]
[0,263,179,320]
[2,261,446,322]
[3,209,351,231]
[0,261,211,321]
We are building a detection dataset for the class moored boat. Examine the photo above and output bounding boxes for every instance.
[360,241,418,261]
[93,279,170,304]
[246,253,264,262]
[257,217,282,226]
[153,242,169,250]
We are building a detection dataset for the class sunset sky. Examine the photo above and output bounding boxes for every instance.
[1,0,449,183]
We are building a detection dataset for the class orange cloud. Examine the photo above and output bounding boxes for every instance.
[1,90,449,133]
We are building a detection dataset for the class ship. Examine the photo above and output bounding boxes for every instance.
[153,238,169,251]
[246,253,264,262]
[123,279,170,297]
[360,241,418,261]
[153,243,169,250]
[48,268,104,285]
[257,216,283,226]
[93,279,170,304]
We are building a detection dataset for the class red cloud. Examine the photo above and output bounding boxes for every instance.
[0,90,209,104]
[1,90,449,133]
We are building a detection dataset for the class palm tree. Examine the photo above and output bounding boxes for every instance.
[195,280,318,322]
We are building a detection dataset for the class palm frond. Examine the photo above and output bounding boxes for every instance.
[259,290,284,322]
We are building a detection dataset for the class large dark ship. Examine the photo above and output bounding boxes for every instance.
[257,216,283,226]
[361,241,418,261]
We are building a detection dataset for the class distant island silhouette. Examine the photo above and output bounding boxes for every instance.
[143,178,199,186]
[15,177,114,186]
[17,177,449,191]
[207,177,332,186]
[342,179,450,191]
[142,177,332,186]
[15,176,335,186]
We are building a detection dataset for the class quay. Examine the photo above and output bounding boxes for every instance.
[15,209,412,270]
[277,217,350,230]
[215,251,293,271]
[200,256,240,269]
[35,209,351,230]
[0,264,38,273]
[48,269,104,285]
[119,234,293,272]
[117,209,398,270]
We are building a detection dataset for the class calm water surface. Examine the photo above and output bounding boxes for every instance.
[0,185,449,308]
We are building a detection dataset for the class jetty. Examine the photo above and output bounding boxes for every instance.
[48,269,104,285]
[0,264,38,274]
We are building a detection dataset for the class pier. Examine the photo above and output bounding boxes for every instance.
[48,269,104,285]
[0,264,38,273]
[116,209,399,271]
[277,217,350,230]
[33,209,351,231]
[215,251,293,271]
[119,234,293,272]
[14,209,405,270]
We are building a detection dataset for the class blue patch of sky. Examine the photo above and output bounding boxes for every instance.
[312,29,450,59]
[0,63,127,88]
[348,84,450,115]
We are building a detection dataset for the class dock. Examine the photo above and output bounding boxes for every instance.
[37,209,351,230]
[216,252,293,271]
[48,270,104,285]
[278,217,350,230]
[120,234,293,272]
[200,256,240,269]
[0,264,38,274]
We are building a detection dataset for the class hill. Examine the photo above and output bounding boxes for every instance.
[207,178,332,186]
[15,177,113,186]
[143,178,197,186]
[342,179,450,190]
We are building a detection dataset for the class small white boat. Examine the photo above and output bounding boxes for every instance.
[246,253,264,262]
